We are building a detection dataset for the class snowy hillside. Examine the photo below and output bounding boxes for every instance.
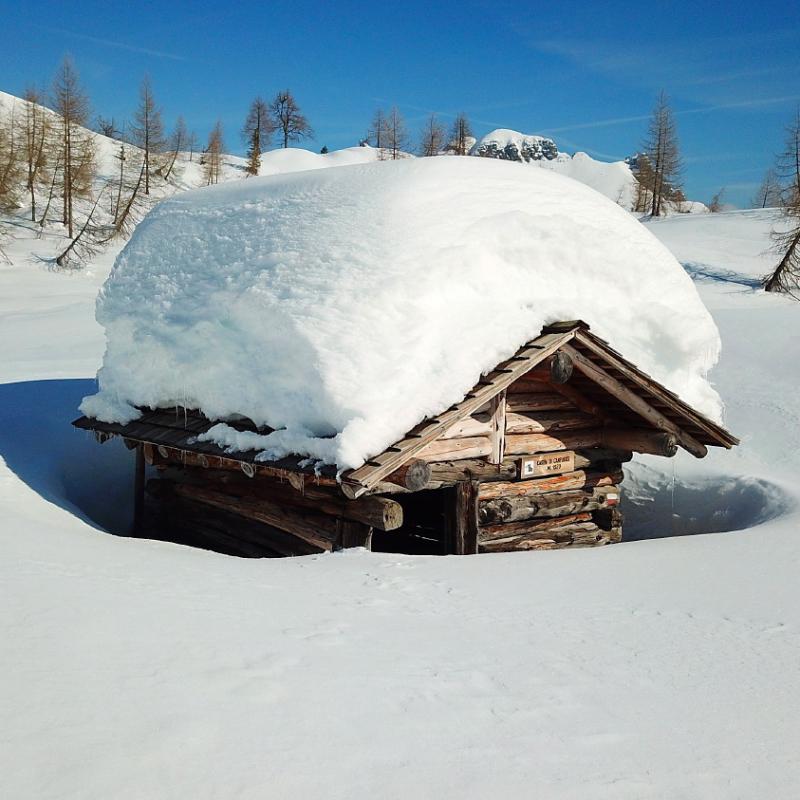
[2,206,800,798]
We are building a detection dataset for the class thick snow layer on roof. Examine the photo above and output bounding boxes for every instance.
[81,157,722,470]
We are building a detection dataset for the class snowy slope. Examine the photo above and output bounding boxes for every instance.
[81,157,722,469]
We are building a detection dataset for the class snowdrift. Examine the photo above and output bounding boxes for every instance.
[81,157,722,469]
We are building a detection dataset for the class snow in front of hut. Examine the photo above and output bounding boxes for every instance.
[2,173,800,798]
[80,157,723,470]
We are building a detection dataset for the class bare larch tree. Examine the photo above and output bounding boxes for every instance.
[52,56,94,237]
[419,114,446,157]
[753,168,782,209]
[131,75,165,195]
[21,88,51,221]
[763,110,800,294]
[384,106,409,160]
[368,109,389,150]
[242,97,273,176]
[203,121,224,185]
[450,113,473,156]
[0,100,23,212]
[642,91,682,216]
[162,115,188,182]
[270,91,312,148]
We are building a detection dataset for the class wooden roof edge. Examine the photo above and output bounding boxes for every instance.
[571,329,739,449]
[340,327,579,497]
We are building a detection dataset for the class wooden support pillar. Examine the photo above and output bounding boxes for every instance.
[453,481,479,555]
[488,390,507,465]
[337,519,373,551]
[132,443,145,536]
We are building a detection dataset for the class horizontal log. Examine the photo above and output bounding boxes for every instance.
[423,449,628,487]
[601,428,678,457]
[172,483,339,551]
[478,469,623,499]
[418,435,492,462]
[154,471,403,531]
[505,392,577,412]
[479,512,592,541]
[441,414,492,440]
[504,410,597,435]
[479,522,619,552]
[382,459,432,493]
[504,429,604,455]
[478,485,621,525]
[142,442,335,489]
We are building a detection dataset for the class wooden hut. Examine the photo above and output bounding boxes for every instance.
[73,320,737,557]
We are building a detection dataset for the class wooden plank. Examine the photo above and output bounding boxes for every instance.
[341,330,576,497]
[441,414,492,440]
[505,392,576,412]
[418,436,492,462]
[453,481,479,555]
[488,391,507,465]
[338,520,373,550]
[561,344,708,458]
[504,410,597,435]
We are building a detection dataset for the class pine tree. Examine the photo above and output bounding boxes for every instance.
[52,56,94,237]
[242,97,273,176]
[203,121,224,185]
[270,90,312,148]
[631,153,655,214]
[642,91,682,216]
[419,114,446,157]
[450,113,473,156]
[763,110,800,294]
[131,75,165,195]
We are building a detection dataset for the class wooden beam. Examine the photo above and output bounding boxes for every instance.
[573,330,737,447]
[561,344,708,458]
[453,482,479,555]
[488,390,507,465]
[477,469,623,499]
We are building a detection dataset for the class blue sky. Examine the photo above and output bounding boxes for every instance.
[3,0,799,206]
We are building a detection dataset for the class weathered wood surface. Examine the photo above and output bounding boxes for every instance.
[419,436,492,462]
[601,428,678,457]
[504,410,597,435]
[488,391,507,465]
[338,519,373,550]
[382,459,432,492]
[478,484,620,525]
[154,468,403,531]
[505,392,576,412]
[479,522,618,552]
[453,482,479,555]
[171,482,340,551]
[478,468,623,499]
[561,343,708,458]
[479,512,592,541]
[504,429,604,455]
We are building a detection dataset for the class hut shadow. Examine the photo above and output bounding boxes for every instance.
[622,467,792,541]
[0,378,134,535]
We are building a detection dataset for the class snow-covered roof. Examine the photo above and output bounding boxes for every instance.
[81,157,723,470]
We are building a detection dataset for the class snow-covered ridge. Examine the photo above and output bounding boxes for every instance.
[472,128,559,162]
[81,157,722,470]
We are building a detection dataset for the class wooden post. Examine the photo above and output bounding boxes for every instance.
[132,443,145,536]
[488,390,507,465]
[453,481,479,555]
[338,520,373,550]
